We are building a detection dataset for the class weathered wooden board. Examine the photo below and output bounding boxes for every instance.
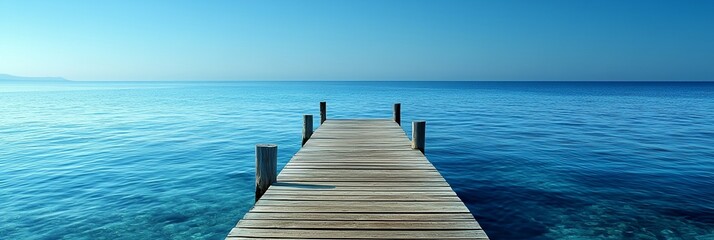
[227,119,488,239]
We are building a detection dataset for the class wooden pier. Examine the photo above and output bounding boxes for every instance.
[227,103,488,239]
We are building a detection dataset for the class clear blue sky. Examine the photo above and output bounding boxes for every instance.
[1,0,713,81]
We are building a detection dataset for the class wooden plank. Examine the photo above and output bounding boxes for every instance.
[226,119,488,239]
[285,163,435,167]
[262,191,457,196]
[276,177,449,182]
[249,205,470,213]
[254,200,468,207]
[266,186,454,191]
[288,158,432,161]
[236,219,481,230]
[284,166,438,170]
[271,181,451,187]
[278,172,443,177]
[241,212,477,221]
[228,229,488,239]
[259,194,461,202]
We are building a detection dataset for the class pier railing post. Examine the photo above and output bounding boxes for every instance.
[320,101,327,124]
[393,103,401,126]
[302,114,313,146]
[412,121,425,153]
[255,144,277,202]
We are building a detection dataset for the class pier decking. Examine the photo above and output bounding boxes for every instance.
[227,115,488,239]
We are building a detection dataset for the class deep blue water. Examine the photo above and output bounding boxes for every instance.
[1,81,713,240]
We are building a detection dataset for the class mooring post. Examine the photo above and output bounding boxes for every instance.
[412,121,425,153]
[302,114,313,146]
[393,103,401,126]
[320,101,327,124]
[255,144,277,202]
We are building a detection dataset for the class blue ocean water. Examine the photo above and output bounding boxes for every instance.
[1,81,713,240]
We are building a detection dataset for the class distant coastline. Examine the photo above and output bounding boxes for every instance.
[0,73,69,82]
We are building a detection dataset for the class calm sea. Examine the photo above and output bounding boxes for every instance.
[1,81,713,240]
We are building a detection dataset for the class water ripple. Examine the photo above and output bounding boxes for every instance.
[1,81,713,239]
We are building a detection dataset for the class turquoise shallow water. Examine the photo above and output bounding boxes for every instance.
[1,81,713,240]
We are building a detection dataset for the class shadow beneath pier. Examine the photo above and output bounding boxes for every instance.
[272,182,336,189]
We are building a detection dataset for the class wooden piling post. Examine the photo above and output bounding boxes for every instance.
[412,121,425,153]
[320,102,327,124]
[393,103,401,126]
[302,114,313,146]
[255,144,277,202]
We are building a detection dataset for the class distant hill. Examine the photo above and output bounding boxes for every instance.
[0,73,69,82]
